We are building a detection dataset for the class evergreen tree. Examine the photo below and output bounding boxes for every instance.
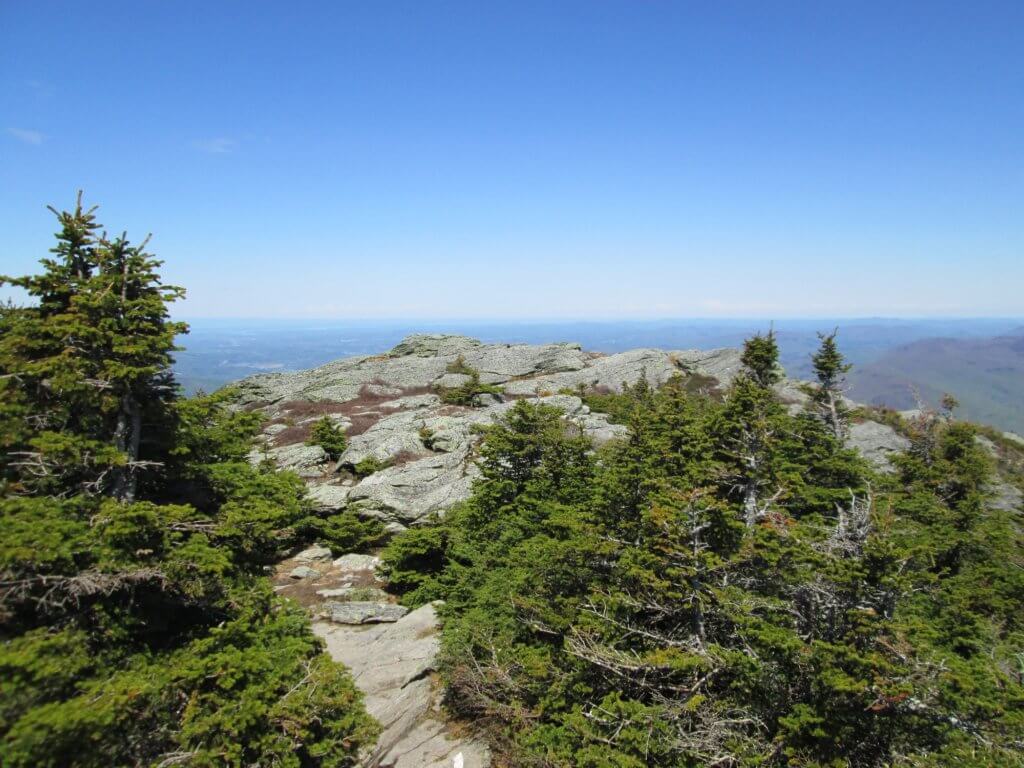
[0,197,377,766]
[809,329,853,439]
[1,193,186,500]
[383,339,1024,767]
[308,416,348,461]
[739,328,782,387]
[718,332,789,527]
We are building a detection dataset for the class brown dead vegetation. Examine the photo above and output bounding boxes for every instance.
[390,449,427,467]
[268,383,438,444]
[277,400,349,419]
[271,424,314,446]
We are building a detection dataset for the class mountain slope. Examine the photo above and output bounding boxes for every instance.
[848,329,1024,433]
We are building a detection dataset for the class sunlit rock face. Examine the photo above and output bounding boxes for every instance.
[240,333,903,529]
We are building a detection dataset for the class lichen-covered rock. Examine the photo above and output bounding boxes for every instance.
[251,442,327,478]
[987,479,1023,514]
[241,334,908,526]
[306,484,350,513]
[339,409,432,466]
[332,553,381,572]
[294,544,333,562]
[346,451,478,526]
[323,601,408,624]
[847,420,911,470]
[316,587,355,598]
[288,565,321,579]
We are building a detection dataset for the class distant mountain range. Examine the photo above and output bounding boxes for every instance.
[171,318,1024,434]
[848,328,1024,434]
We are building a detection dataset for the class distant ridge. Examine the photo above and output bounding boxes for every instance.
[848,328,1024,433]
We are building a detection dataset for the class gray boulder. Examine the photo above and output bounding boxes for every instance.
[294,544,333,562]
[289,566,321,580]
[347,451,478,526]
[306,484,351,513]
[252,442,328,478]
[333,553,381,572]
[323,601,408,624]
[847,420,910,470]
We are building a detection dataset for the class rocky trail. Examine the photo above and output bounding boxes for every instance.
[272,545,489,767]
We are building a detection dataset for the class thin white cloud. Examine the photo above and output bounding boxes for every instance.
[192,137,237,154]
[8,127,44,145]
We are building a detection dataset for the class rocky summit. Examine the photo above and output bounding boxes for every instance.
[238,333,908,530]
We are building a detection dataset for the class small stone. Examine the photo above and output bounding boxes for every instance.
[323,601,408,624]
[332,553,380,572]
[289,566,321,580]
[316,587,354,598]
[294,544,333,562]
[472,392,503,407]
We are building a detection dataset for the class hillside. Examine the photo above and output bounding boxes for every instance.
[237,333,916,531]
[848,328,1024,433]
[238,333,1024,767]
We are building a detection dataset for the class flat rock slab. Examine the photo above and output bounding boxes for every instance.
[314,603,489,767]
[317,586,391,602]
[323,601,408,624]
[333,553,381,571]
[847,420,910,470]
[316,586,355,598]
[294,544,333,562]
[289,565,322,579]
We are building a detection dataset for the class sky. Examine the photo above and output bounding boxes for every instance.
[2,1,1022,319]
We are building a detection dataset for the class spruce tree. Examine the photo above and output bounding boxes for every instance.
[810,329,852,439]
[718,331,788,527]
[1,193,186,499]
[0,197,378,766]
[739,328,782,387]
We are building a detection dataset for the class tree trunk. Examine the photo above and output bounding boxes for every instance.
[112,394,141,502]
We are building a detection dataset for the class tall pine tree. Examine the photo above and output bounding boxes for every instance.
[1,193,186,499]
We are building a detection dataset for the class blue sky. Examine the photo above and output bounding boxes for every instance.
[2,1,1022,319]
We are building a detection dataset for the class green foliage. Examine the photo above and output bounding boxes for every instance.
[308,416,348,461]
[436,363,503,406]
[383,338,1024,766]
[352,455,391,477]
[0,592,377,768]
[740,329,782,387]
[808,329,853,438]
[0,193,187,500]
[381,521,449,604]
[297,510,386,554]
[0,197,377,766]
